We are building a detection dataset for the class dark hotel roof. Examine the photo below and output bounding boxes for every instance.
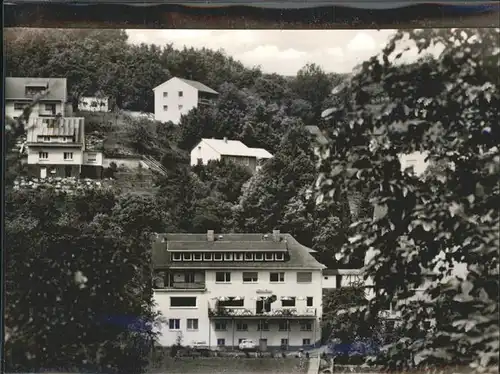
[152,232,326,270]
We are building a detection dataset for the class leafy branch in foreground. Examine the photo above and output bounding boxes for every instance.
[317,28,499,372]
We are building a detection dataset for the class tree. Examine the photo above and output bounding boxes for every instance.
[317,28,499,372]
[5,188,160,373]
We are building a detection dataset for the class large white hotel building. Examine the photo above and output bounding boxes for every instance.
[152,230,326,350]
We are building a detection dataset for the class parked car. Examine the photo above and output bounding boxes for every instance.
[191,341,209,350]
[238,339,256,351]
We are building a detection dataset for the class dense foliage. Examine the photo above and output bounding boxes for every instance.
[317,28,499,372]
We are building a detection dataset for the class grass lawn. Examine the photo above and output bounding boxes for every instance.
[149,357,309,374]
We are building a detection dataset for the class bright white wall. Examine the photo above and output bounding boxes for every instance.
[83,151,104,166]
[154,269,323,348]
[154,78,199,124]
[5,101,65,120]
[79,97,109,112]
[190,140,222,166]
[154,291,210,347]
[27,147,83,165]
[399,151,429,177]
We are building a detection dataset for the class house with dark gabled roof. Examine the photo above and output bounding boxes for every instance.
[190,137,273,173]
[5,77,69,120]
[152,77,219,124]
[152,230,325,351]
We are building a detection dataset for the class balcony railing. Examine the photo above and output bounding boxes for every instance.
[168,282,206,290]
[197,99,213,105]
[208,307,316,319]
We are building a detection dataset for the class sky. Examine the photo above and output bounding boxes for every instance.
[126,30,401,76]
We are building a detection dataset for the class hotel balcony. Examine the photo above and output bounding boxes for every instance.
[153,271,206,291]
[197,98,213,106]
[208,306,317,319]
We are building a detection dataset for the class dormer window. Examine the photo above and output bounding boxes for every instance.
[213,253,223,261]
[254,253,263,261]
[224,253,233,261]
[204,253,212,261]
[244,253,253,261]
[25,85,47,96]
[234,253,243,261]
[193,253,202,261]
[275,253,284,261]
[265,253,274,261]
[183,253,192,261]
[172,253,181,261]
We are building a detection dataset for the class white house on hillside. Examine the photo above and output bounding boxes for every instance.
[25,116,103,179]
[191,138,273,173]
[5,77,68,120]
[152,77,218,124]
[152,230,325,350]
[78,96,110,112]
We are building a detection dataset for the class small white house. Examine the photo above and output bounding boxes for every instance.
[25,116,103,179]
[191,138,273,172]
[152,77,218,124]
[78,96,110,112]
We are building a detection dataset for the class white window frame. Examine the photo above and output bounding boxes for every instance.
[224,253,233,261]
[168,319,180,330]
[187,318,199,331]
[203,253,212,261]
[270,272,285,283]
[170,296,197,309]
[302,338,311,346]
[236,322,248,331]
[281,297,296,307]
[172,253,181,261]
[163,105,168,111]
[264,253,274,261]
[178,91,183,97]
[300,321,312,331]
[215,272,231,283]
[215,321,227,331]
[306,297,314,307]
[193,253,202,261]
[64,152,73,160]
[183,253,192,261]
[217,338,225,346]
[242,272,258,283]
[254,253,263,261]
[213,253,223,261]
[163,92,168,98]
[178,105,183,110]
[275,253,284,261]
[39,151,48,160]
[244,253,253,261]
[234,253,243,261]
[281,338,289,345]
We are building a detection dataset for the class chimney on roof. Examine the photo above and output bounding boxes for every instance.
[207,230,215,241]
[272,230,280,242]
[223,137,228,143]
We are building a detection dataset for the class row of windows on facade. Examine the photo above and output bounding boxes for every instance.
[169,295,314,308]
[37,135,75,143]
[213,271,312,284]
[14,102,56,111]
[39,151,74,160]
[163,91,184,98]
[171,252,286,262]
[163,104,184,111]
[168,318,312,332]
